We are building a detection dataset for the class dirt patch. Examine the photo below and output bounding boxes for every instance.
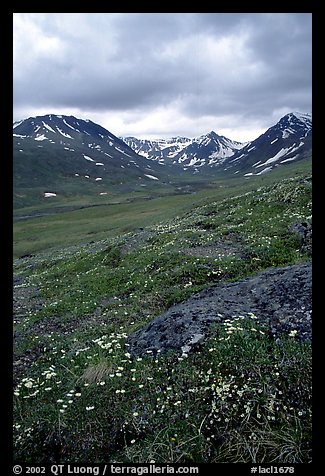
[13,280,45,320]
[120,228,156,255]
[183,241,244,259]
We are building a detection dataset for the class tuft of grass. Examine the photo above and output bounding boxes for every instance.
[82,360,113,385]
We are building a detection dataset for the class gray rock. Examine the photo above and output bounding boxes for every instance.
[127,261,312,356]
[289,221,312,254]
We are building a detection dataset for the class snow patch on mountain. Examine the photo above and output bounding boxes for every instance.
[57,127,73,139]
[144,174,159,180]
[13,120,23,129]
[63,119,80,132]
[35,135,48,141]
[255,142,304,169]
[42,122,56,134]
[83,155,95,162]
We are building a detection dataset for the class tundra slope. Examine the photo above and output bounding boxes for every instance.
[13,167,312,464]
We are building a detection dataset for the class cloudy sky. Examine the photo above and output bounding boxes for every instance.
[13,13,312,142]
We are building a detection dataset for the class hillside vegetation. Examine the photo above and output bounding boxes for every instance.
[13,162,312,463]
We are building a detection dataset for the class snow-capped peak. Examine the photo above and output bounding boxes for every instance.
[282,112,312,130]
[122,131,246,166]
[292,111,312,122]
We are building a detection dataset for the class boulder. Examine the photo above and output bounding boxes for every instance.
[127,261,312,356]
[289,221,312,254]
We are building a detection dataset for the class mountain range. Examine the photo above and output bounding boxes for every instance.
[13,112,312,208]
[122,132,245,168]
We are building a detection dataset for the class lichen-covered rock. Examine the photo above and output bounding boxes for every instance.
[289,221,312,254]
[127,261,312,356]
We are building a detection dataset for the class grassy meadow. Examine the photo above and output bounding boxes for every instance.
[13,160,312,463]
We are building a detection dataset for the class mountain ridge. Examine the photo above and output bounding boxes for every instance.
[121,111,312,174]
[225,112,312,175]
[13,114,185,208]
[13,112,312,208]
[122,130,246,168]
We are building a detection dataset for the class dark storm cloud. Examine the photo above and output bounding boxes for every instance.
[177,14,312,120]
[13,12,312,139]
[14,13,195,109]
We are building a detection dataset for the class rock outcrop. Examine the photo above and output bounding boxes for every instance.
[127,261,312,356]
[289,221,312,254]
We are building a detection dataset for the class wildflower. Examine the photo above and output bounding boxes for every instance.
[289,329,298,337]
[133,412,139,417]
[130,439,136,444]
[75,393,81,397]
[86,406,95,411]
